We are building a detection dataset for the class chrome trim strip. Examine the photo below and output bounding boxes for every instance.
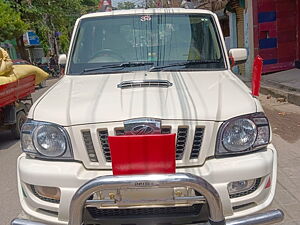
[11,219,46,225]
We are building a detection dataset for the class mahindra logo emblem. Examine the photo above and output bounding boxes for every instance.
[124,118,161,135]
[131,124,154,135]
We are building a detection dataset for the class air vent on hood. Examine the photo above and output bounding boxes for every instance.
[117,80,173,89]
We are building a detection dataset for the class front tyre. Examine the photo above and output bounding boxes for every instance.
[11,110,26,139]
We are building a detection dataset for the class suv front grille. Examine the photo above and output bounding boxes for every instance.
[82,125,205,165]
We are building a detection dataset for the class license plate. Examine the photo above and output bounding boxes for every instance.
[99,188,174,207]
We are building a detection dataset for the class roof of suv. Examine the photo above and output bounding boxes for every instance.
[80,8,215,19]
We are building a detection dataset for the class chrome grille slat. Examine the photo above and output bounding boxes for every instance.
[98,129,111,162]
[190,127,205,159]
[176,126,189,160]
[82,131,99,162]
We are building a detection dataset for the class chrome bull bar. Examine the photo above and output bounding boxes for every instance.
[69,173,224,225]
[12,173,284,225]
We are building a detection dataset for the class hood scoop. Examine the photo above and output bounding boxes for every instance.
[117,80,173,89]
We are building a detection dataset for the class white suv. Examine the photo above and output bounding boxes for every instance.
[13,8,283,225]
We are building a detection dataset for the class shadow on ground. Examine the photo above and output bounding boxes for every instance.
[0,130,19,150]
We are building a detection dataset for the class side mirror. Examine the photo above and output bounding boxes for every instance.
[58,54,67,65]
[229,48,247,66]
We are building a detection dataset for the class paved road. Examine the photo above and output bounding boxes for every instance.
[260,95,300,225]
[0,78,59,225]
[0,81,299,225]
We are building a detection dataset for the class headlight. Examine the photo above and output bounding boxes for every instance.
[21,120,73,159]
[33,125,67,157]
[223,118,257,151]
[216,113,270,156]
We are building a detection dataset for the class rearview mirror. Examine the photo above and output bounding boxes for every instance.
[58,54,67,65]
[229,48,247,66]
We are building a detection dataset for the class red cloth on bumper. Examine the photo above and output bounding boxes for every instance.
[108,134,176,175]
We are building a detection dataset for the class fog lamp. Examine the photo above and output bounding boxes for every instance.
[228,179,257,195]
[34,185,61,201]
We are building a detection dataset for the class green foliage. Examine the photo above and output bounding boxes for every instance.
[4,0,99,53]
[0,0,28,41]
[59,32,70,54]
[82,0,99,10]
[117,1,136,9]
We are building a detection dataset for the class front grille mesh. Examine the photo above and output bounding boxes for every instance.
[83,125,205,164]
[176,126,189,160]
[82,131,98,162]
[98,129,111,162]
[190,127,205,159]
[86,204,202,218]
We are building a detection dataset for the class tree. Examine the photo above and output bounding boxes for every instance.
[5,0,99,56]
[0,0,28,42]
[1,0,99,59]
[117,1,136,9]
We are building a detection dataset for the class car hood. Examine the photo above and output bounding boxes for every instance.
[31,71,257,126]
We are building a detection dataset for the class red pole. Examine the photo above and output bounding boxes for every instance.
[252,55,263,97]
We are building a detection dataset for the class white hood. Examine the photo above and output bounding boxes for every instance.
[31,71,257,126]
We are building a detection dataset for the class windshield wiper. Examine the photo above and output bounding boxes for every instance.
[149,60,221,72]
[81,62,154,74]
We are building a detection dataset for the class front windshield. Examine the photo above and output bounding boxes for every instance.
[68,14,226,74]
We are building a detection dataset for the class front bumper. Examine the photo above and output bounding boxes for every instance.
[12,173,283,225]
[15,145,278,225]
[12,210,284,225]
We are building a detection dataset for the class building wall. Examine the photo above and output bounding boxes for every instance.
[253,0,299,73]
[245,0,254,77]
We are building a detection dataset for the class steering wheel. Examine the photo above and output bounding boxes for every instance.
[89,49,125,62]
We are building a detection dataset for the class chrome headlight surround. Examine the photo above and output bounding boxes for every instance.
[216,112,270,156]
[21,119,73,160]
